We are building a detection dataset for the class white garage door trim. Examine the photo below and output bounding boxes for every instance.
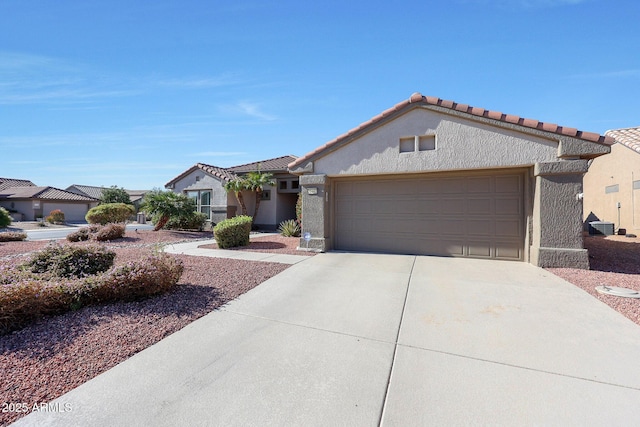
[332,169,525,261]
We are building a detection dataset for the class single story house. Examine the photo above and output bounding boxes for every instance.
[583,127,640,234]
[165,155,299,229]
[0,178,98,222]
[289,92,613,269]
[66,184,149,209]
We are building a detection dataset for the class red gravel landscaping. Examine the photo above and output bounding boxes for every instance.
[0,230,290,426]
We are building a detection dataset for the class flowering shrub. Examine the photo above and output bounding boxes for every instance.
[46,209,65,224]
[0,252,184,335]
[23,243,116,278]
[0,232,27,242]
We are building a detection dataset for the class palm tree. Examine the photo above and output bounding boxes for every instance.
[141,190,196,231]
[243,170,275,225]
[223,179,249,216]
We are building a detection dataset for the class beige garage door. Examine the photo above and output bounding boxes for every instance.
[334,171,525,260]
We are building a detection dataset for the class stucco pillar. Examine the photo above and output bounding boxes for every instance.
[530,160,589,269]
[299,174,329,251]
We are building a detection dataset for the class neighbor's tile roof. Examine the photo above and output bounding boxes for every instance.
[0,186,97,201]
[67,184,150,201]
[66,184,104,199]
[605,127,640,154]
[288,92,615,170]
[0,178,36,191]
[228,155,298,173]
[165,163,240,188]
[165,155,298,188]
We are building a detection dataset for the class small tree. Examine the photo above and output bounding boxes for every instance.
[224,178,249,216]
[100,186,132,205]
[141,190,197,231]
[243,170,275,225]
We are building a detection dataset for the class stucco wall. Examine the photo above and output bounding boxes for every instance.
[0,201,35,221]
[314,108,560,176]
[583,143,640,232]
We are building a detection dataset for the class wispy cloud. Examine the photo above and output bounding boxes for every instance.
[218,101,277,121]
[156,74,244,88]
[568,69,640,79]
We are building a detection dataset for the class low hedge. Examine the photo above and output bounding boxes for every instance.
[213,215,252,249]
[86,203,135,225]
[0,232,27,242]
[67,223,125,242]
[0,251,184,335]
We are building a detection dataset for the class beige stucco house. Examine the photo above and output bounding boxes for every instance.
[583,127,640,234]
[289,92,613,269]
[0,178,98,222]
[165,155,299,229]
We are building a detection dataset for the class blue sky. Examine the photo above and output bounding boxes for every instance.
[1,0,638,190]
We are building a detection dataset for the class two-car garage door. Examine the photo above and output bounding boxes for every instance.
[334,170,525,260]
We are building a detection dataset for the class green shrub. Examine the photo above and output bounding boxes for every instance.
[0,232,27,242]
[23,244,116,278]
[213,215,252,249]
[46,209,65,224]
[278,219,301,237]
[0,207,11,228]
[164,211,208,231]
[86,203,135,225]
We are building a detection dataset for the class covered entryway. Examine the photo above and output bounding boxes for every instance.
[333,170,525,260]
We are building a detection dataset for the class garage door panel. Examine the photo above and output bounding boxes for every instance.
[495,175,521,193]
[467,177,492,193]
[467,198,492,214]
[334,171,524,261]
[496,197,521,215]
[468,241,492,258]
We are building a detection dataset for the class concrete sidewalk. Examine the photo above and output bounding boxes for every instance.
[163,239,312,264]
[12,253,640,426]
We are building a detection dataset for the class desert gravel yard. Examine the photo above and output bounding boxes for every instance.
[0,230,307,426]
[0,230,638,426]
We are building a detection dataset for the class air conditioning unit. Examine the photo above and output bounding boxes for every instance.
[588,221,614,236]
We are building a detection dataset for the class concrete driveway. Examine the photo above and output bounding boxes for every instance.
[13,253,640,426]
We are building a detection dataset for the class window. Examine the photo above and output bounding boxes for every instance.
[399,135,436,153]
[399,137,415,153]
[605,184,619,194]
[634,180,640,190]
[280,180,288,190]
[418,135,436,151]
[292,180,299,189]
[186,190,211,219]
[261,190,271,200]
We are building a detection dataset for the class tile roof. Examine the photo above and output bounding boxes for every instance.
[165,155,298,188]
[288,92,615,170]
[0,178,36,191]
[228,155,298,173]
[66,185,150,201]
[605,127,640,154]
[0,186,97,201]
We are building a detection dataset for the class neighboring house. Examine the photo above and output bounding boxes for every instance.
[66,184,149,209]
[165,155,299,229]
[289,92,613,269]
[0,178,98,221]
[583,127,640,234]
